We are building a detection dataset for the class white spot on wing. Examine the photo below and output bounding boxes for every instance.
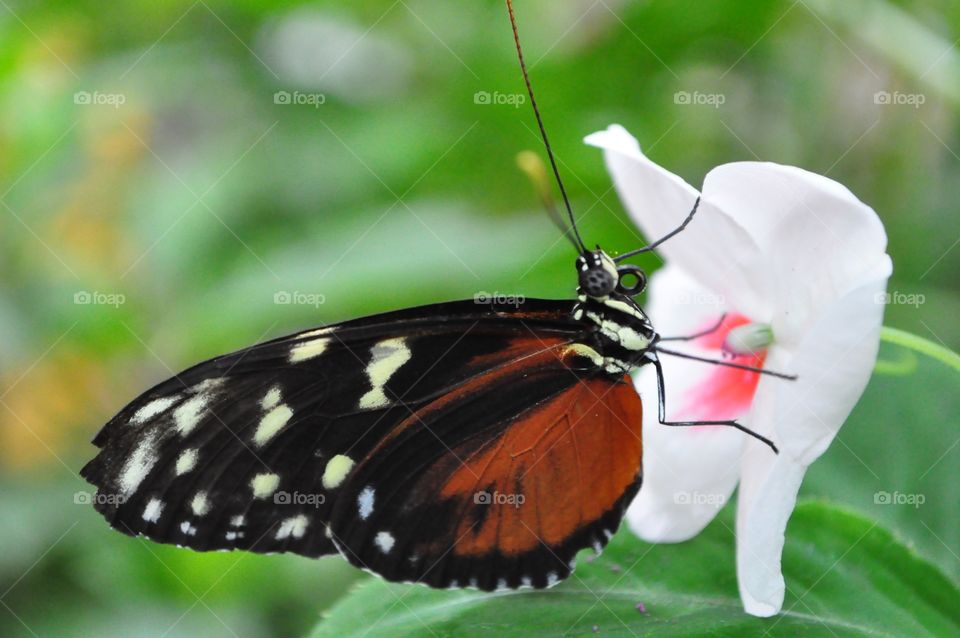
[175,449,198,476]
[180,521,197,536]
[358,338,411,409]
[299,327,335,339]
[230,515,245,527]
[225,530,244,541]
[546,572,559,587]
[118,433,159,497]
[253,404,293,447]
[276,515,309,540]
[191,492,210,516]
[174,394,209,436]
[196,378,225,392]
[289,337,331,363]
[260,386,282,410]
[357,486,375,520]
[131,396,179,425]
[322,454,355,489]
[251,473,280,499]
[142,498,164,523]
[374,531,395,553]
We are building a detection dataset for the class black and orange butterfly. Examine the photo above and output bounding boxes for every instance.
[81,0,787,592]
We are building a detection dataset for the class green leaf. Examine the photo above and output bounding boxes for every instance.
[802,332,960,583]
[311,502,960,637]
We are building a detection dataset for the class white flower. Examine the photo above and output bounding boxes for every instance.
[585,125,892,616]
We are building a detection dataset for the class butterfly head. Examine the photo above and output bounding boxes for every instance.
[576,249,647,299]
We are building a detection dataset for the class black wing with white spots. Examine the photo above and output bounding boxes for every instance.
[81,299,584,559]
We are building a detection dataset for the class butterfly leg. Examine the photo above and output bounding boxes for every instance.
[650,355,779,454]
[655,346,796,381]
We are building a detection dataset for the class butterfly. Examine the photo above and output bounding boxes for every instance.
[81,0,788,593]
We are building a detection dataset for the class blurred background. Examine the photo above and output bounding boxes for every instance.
[1,0,957,636]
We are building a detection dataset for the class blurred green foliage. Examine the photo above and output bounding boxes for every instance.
[1,0,957,636]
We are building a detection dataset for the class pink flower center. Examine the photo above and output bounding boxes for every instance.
[677,314,768,422]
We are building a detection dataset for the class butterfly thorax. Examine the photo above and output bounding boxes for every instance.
[571,293,656,376]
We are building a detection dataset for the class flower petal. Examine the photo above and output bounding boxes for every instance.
[626,265,743,542]
[702,162,890,342]
[585,125,768,317]
[735,265,891,616]
[764,256,891,459]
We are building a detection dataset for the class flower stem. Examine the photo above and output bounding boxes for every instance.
[879,326,960,375]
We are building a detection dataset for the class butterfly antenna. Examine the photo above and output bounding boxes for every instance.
[516,151,580,250]
[506,0,586,254]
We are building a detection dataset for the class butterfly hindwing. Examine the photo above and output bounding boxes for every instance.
[328,345,644,591]
[81,299,583,558]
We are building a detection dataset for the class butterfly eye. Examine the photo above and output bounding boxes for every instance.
[579,267,616,297]
[616,265,647,296]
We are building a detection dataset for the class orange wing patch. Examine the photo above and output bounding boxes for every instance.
[440,376,642,557]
